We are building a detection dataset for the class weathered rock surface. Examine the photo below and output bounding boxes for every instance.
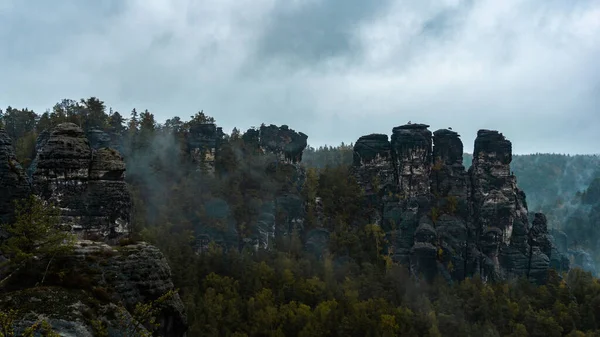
[1,240,187,336]
[351,134,394,224]
[31,123,131,242]
[381,125,434,267]
[186,123,223,174]
[0,128,30,226]
[0,124,187,335]
[391,124,432,200]
[259,124,308,163]
[352,123,569,283]
[69,241,188,337]
[218,125,310,252]
[1,287,149,337]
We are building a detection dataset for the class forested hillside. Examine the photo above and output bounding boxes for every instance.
[2,98,600,336]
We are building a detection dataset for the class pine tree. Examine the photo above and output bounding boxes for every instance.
[108,111,126,134]
[0,196,76,286]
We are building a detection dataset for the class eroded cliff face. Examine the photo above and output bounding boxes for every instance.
[0,124,188,336]
[351,134,394,225]
[0,241,187,336]
[31,123,131,242]
[352,124,568,283]
[189,124,309,253]
[430,129,470,280]
[0,128,30,227]
[246,125,308,250]
[259,124,308,163]
[186,123,224,175]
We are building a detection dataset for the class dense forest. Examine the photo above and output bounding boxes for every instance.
[2,98,600,336]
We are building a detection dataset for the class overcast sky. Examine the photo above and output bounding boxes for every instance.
[1,0,599,154]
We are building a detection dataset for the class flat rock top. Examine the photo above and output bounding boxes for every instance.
[433,129,460,137]
[474,129,512,158]
[357,133,389,142]
[50,123,87,138]
[393,123,431,132]
[35,123,92,169]
[354,134,391,152]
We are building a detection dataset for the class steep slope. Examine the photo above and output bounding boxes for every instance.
[0,124,188,336]
[31,123,131,242]
[352,124,569,283]
[0,128,30,226]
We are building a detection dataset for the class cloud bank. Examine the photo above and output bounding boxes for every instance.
[1,0,599,153]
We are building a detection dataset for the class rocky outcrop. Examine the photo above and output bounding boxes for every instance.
[352,124,569,283]
[70,241,188,337]
[383,125,434,269]
[468,130,529,280]
[31,123,131,242]
[1,287,149,337]
[186,123,223,174]
[391,124,432,200]
[351,134,394,224]
[430,129,470,280]
[0,128,30,227]
[259,124,308,163]
[232,125,309,251]
[1,240,188,336]
[1,124,187,335]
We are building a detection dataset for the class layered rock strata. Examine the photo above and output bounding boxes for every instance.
[351,134,394,225]
[259,124,308,163]
[31,123,131,242]
[186,123,223,174]
[244,125,308,250]
[0,241,188,336]
[0,128,30,227]
[352,124,568,283]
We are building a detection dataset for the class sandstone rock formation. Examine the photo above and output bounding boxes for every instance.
[68,241,188,336]
[352,123,569,283]
[186,123,224,174]
[234,125,308,251]
[259,124,308,163]
[0,124,188,336]
[31,123,131,242]
[0,241,187,336]
[1,287,150,337]
[351,134,394,225]
[0,128,29,227]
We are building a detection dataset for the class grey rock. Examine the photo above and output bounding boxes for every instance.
[351,124,567,283]
[30,123,131,242]
[65,240,188,336]
[1,287,150,337]
[259,124,308,163]
[0,128,30,226]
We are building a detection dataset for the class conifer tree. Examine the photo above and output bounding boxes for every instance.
[0,196,76,286]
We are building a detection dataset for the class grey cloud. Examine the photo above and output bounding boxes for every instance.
[0,0,599,154]
[252,0,391,67]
